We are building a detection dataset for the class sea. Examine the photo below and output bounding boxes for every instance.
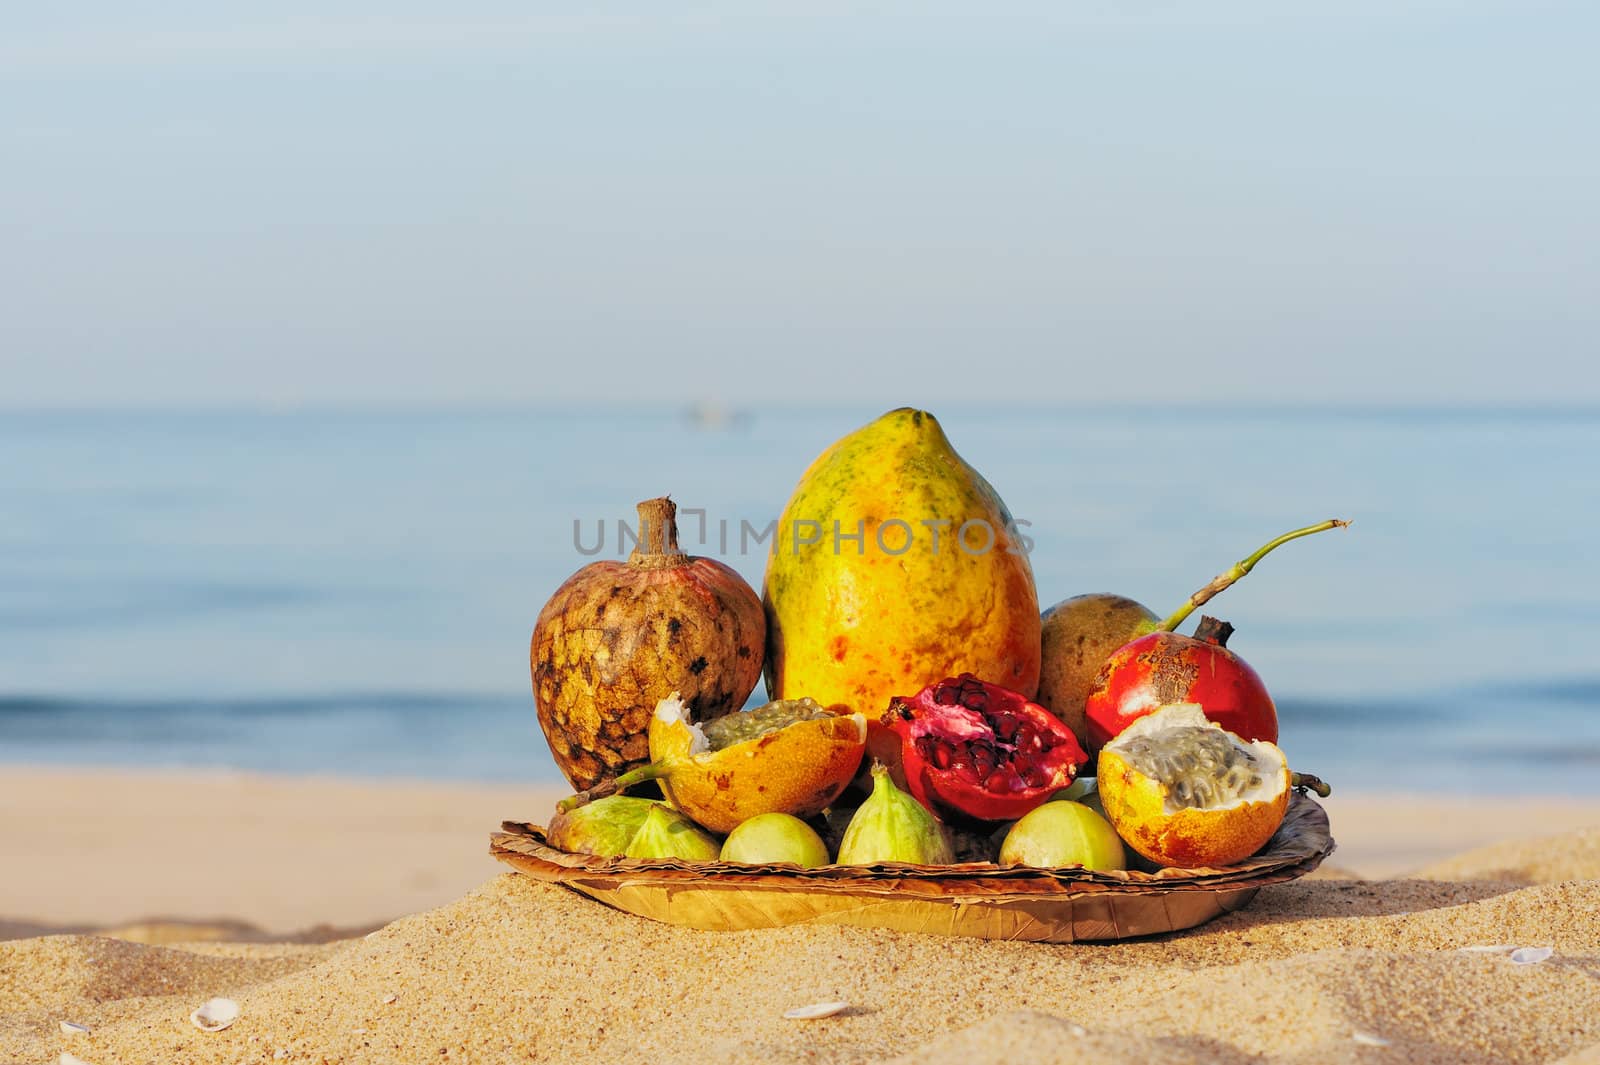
[2,405,1597,796]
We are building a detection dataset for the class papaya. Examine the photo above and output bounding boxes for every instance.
[762,408,1041,717]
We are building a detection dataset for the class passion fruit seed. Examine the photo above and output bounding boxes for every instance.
[700,698,834,751]
[1116,726,1265,810]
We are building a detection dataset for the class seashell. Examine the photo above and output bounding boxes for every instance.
[782,1001,850,1020]
[190,997,240,1032]
[59,1021,91,1035]
[60,1054,95,1065]
[1351,1031,1391,1047]
[1509,946,1554,965]
[382,994,398,1005]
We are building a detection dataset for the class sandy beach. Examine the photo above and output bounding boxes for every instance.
[4,766,1599,1063]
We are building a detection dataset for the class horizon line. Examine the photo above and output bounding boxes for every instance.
[3,399,1599,419]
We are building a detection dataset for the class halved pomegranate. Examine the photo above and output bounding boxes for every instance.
[881,674,1088,823]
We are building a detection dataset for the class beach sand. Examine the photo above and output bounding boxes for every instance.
[4,767,1599,1063]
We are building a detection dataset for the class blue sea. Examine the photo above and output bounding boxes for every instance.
[2,406,1597,795]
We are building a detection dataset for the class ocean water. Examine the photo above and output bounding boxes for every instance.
[2,406,1597,795]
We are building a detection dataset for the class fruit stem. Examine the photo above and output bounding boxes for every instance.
[1193,616,1235,647]
[1291,771,1332,798]
[1156,519,1351,633]
[630,497,690,569]
[557,762,668,812]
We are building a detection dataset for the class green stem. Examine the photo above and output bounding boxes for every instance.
[556,762,669,813]
[1156,519,1351,633]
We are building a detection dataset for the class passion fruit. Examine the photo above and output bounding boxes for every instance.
[1096,703,1291,869]
[558,694,866,834]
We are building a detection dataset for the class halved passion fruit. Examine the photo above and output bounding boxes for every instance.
[648,695,866,833]
[556,694,866,835]
[1096,702,1290,868]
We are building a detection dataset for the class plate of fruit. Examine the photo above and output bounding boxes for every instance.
[493,409,1342,942]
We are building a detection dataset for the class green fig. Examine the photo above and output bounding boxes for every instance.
[836,763,954,866]
[545,794,661,857]
[624,804,722,861]
[720,813,831,868]
[1036,520,1349,748]
[998,800,1126,871]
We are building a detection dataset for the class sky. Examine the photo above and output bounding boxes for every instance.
[3,3,1597,408]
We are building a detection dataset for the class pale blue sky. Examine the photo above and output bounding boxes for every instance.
[3,3,1596,407]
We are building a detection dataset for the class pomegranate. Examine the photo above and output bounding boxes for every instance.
[881,674,1088,823]
[1083,616,1277,753]
[1037,518,1348,749]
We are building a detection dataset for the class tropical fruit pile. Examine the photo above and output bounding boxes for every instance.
[530,408,1341,873]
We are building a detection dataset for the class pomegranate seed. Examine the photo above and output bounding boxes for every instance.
[984,765,1025,794]
[960,687,988,712]
[932,742,954,770]
[934,685,960,706]
[1022,764,1051,789]
[971,744,997,777]
[992,711,1018,742]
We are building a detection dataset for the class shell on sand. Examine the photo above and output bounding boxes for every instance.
[190,997,241,1032]
[783,1002,850,1020]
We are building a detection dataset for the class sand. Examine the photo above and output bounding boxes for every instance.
[4,767,1600,1063]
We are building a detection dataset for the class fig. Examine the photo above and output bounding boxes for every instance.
[1037,520,1348,752]
[763,407,1042,717]
[531,496,766,791]
[545,794,660,856]
[880,674,1087,823]
[1085,615,1278,752]
[720,813,831,868]
[997,800,1126,871]
[836,763,954,866]
[558,694,866,834]
[1097,703,1294,868]
[624,804,722,861]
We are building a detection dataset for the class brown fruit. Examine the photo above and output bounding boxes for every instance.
[531,497,765,790]
[1036,594,1159,749]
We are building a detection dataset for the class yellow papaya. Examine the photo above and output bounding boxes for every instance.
[762,408,1041,717]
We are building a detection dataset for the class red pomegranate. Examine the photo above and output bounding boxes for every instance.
[880,674,1087,823]
[1082,616,1277,755]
